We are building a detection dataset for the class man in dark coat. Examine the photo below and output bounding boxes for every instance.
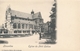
[39,32,41,40]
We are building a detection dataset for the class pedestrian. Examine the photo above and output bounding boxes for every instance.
[39,32,41,40]
[32,31,34,35]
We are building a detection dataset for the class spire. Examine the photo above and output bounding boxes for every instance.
[31,10,34,14]
[6,5,11,15]
[6,5,11,12]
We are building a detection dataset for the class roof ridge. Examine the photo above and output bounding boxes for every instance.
[11,9,31,15]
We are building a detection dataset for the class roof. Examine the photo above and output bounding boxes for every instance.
[6,7,42,19]
[11,10,33,19]
[33,12,42,19]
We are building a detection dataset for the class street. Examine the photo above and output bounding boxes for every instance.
[0,33,47,44]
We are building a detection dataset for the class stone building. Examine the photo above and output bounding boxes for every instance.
[5,6,43,34]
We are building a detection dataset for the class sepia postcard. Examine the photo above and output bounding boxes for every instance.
[0,0,80,51]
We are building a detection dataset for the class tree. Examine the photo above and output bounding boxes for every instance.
[50,0,56,31]
[49,0,57,42]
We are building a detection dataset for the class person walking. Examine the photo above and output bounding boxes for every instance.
[39,32,41,40]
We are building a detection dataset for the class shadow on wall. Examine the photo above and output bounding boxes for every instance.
[0,40,8,44]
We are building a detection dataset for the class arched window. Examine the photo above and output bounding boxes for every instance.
[4,29,8,33]
[22,24,24,29]
[23,31,26,33]
[18,30,21,33]
[0,29,2,33]
[14,30,17,33]
[29,24,33,29]
[18,23,20,29]
[13,23,16,29]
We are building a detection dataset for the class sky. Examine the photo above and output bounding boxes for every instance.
[0,0,54,26]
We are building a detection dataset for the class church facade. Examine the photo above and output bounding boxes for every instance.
[5,6,44,34]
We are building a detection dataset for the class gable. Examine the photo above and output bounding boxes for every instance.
[33,12,42,19]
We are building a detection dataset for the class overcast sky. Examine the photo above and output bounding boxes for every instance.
[0,0,54,26]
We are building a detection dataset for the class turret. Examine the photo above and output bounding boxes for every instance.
[6,5,11,14]
[6,6,11,22]
[31,10,34,15]
[5,6,12,33]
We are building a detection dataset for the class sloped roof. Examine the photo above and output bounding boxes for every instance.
[11,10,33,19]
[6,8,42,19]
[33,12,42,19]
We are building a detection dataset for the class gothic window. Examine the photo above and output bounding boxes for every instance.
[29,24,33,29]
[23,31,26,33]
[4,30,8,33]
[18,23,20,29]
[14,31,17,33]
[0,29,2,33]
[18,30,21,33]
[22,24,24,29]
[13,23,16,29]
